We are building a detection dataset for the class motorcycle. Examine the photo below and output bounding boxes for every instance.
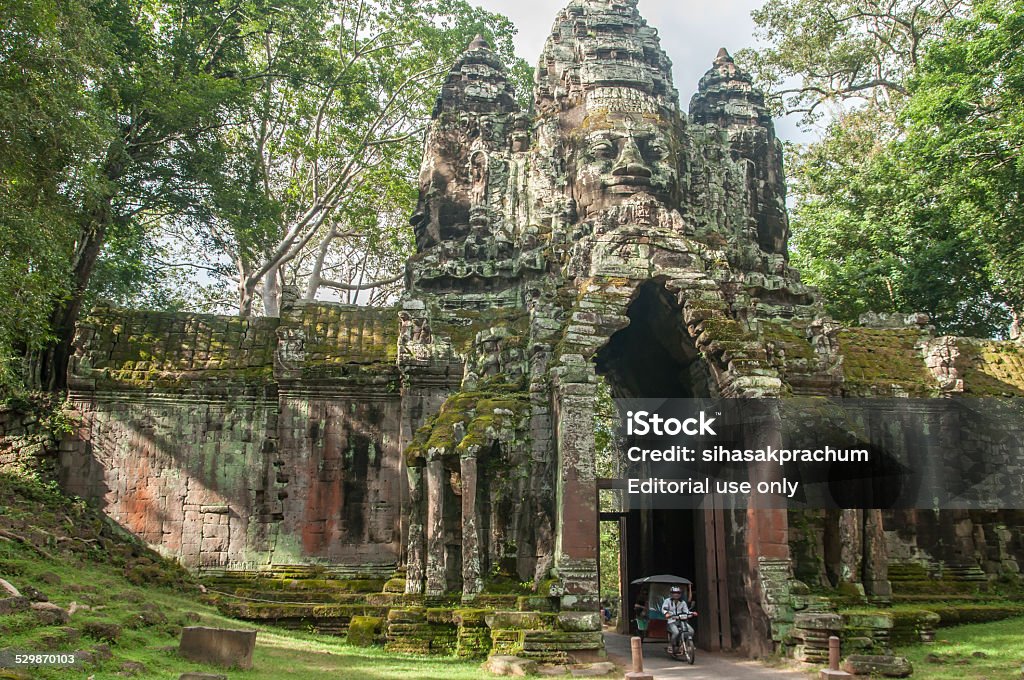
[664,610,697,664]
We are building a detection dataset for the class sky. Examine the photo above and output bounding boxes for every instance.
[470,0,812,143]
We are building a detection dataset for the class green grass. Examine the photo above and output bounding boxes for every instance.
[0,471,495,679]
[894,616,1024,680]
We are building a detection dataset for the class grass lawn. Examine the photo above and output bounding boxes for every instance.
[893,616,1024,680]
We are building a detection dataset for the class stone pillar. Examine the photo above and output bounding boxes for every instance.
[426,457,447,596]
[839,509,865,596]
[863,509,892,599]
[743,400,792,656]
[405,465,426,594]
[461,454,483,598]
[552,370,599,610]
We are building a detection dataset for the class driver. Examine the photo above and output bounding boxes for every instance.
[661,586,692,653]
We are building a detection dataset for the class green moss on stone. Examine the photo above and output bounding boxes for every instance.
[954,340,1024,396]
[347,615,383,647]
[838,328,937,396]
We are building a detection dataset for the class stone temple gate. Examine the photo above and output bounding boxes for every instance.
[61,0,1024,661]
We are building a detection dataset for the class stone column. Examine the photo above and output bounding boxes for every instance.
[839,509,865,594]
[425,457,447,596]
[461,454,483,598]
[863,509,892,599]
[405,465,426,594]
[743,399,792,656]
[552,371,600,610]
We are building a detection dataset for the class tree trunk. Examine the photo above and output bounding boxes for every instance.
[1011,307,1021,341]
[237,256,255,317]
[38,150,124,391]
[263,265,281,317]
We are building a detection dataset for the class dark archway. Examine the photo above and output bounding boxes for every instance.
[594,280,734,652]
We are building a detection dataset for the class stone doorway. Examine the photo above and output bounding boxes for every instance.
[594,280,735,652]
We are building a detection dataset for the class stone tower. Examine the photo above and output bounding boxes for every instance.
[400,0,825,655]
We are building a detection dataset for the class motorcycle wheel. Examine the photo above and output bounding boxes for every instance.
[685,638,696,665]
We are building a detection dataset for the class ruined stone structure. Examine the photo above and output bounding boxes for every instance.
[60,0,1024,662]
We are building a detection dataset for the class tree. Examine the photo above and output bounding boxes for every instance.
[175,0,529,316]
[22,0,256,389]
[748,0,1020,338]
[741,0,972,121]
[901,0,1024,335]
[0,0,111,393]
[788,107,1010,336]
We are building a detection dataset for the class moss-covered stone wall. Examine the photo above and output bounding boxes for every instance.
[61,301,405,574]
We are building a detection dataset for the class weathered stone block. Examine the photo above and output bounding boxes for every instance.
[179,627,257,670]
[483,655,538,677]
[0,596,30,615]
[485,611,557,630]
[841,654,912,678]
[556,612,601,632]
[346,615,383,647]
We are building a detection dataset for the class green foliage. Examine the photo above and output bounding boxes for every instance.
[0,0,111,393]
[788,107,1011,336]
[902,0,1024,326]
[756,0,1021,337]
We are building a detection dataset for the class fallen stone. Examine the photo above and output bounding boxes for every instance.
[38,572,61,586]
[92,643,113,661]
[119,661,146,676]
[22,586,47,602]
[347,615,383,647]
[924,654,946,664]
[0,577,21,598]
[178,674,228,680]
[570,662,617,676]
[0,596,30,615]
[820,670,853,680]
[484,655,539,676]
[31,601,71,625]
[972,651,989,659]
[83,621,122,642]
[842,655,913,678]
[179,627,257,670]
[538,665,569,676]
[132,607,167,628]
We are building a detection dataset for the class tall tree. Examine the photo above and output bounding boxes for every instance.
[901,0,1024,336]
[173,0,528,316]
[788,107,1009,336]
[24,0,254,389]
[746,0,1019,338]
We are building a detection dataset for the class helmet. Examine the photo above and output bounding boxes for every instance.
[670,586,682,596]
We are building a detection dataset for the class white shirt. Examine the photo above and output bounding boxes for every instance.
[662,597,690,619]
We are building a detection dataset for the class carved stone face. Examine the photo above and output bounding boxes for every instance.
[568,113,680,221]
